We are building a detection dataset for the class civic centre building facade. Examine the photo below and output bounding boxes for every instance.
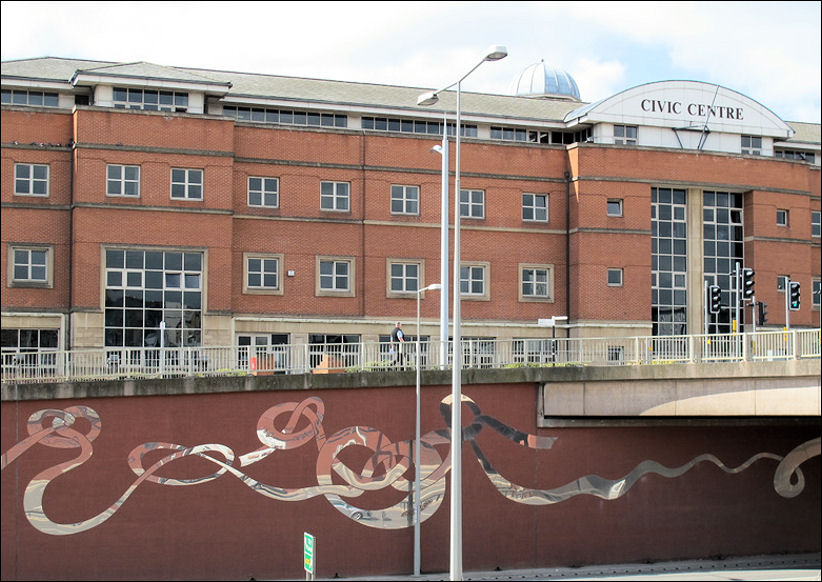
[1,57,820,361]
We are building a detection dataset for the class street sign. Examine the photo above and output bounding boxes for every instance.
[303,532,315,576]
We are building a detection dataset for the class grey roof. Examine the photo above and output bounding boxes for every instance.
[2,57,819,140]
[75,61,231,88]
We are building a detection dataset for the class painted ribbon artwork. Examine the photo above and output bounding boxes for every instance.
[1,396,819,535]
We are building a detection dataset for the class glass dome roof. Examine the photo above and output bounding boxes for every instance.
[508,60,581,101]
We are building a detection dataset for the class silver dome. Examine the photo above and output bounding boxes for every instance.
[508,60,581,101]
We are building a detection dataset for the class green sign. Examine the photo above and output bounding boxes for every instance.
[303,532,315,574]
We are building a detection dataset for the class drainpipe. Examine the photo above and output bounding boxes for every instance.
[564,169,571,339]
[67,135,76,350]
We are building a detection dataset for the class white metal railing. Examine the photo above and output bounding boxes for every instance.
[2,329,819,385]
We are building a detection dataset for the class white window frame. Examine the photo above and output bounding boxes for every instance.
[248,176,280,208]
[519,264,554,302]
[614,125,637,145]
[741,135,762,155]
[811,211,820,238]
[243,253,283,295]
[390,185,420,216]
[522,193,548,222]
[107,164,141,197]
[8,245,53,287]
[320,181,350,212]
[459,261,490,301]
[812,278,821,309]
[14,163,49,197]
[387,259,424,296]
[776,208,789,227]
[460,189,485,219]
[112,87,188,112]
[607,198,624,217]
[316,256,355,297]
[171,168,203,200]
[607,268,623,287]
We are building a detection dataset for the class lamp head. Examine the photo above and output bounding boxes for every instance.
[431,145,444,154]
[483,45,508,61]
[417,91,439,107]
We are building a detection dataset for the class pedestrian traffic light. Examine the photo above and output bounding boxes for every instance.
[757,301,768,326]
[742,268,754,299]
[789,281,801,310]
[708,284,721,314]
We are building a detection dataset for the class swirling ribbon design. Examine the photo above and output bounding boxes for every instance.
[1,396,818,535]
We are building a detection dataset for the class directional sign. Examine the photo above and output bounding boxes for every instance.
[303,532,315,575]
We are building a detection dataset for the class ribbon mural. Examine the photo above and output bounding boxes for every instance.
[1,395,819,535]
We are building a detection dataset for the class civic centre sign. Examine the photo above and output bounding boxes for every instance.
[566,80,794,139]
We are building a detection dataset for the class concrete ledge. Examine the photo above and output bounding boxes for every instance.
[2,359,819,404]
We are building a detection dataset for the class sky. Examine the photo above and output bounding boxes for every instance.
[1,1,820,123]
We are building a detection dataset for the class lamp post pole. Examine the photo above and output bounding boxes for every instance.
[416,45,507,581]
[439,122,449,370]
[415,283,440,576]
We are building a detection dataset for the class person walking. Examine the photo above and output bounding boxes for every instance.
[390,322,406,368]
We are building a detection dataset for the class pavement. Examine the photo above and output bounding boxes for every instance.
[297,553,820,581]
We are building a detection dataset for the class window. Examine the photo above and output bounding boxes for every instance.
[388,260,421,295]
[702,191,744,334]
[522,193,548,222]
[607,198,624,217]
[320,181,350,212]
[813,279,821,309]
[308,334,361,369]
[14,163,49,196]
[390,185,420,215]
[236,334,290,371]
[248,177,279,208]
[1,89,59,107]
[107,164,140,197]
[614,125,637,145]
[776,209,789,227]
[113,87,188,112]
[104,249,203,348]
[741,135,762,155]
[607,268,623,286]
[317,257,354,297]
[224,106,347,128]
[361,116,475,137]
[171,168,203,200]
[520,265,553,301]
[10,246,51,286]
[460,262,489,300]
[1,328,59,378]
[460,189,484,219]
[811,211,820,238]
[775,149,816,164]
[652,187,689,336]
[244,253,283,294]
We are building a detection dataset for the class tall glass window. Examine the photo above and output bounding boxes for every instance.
[104,249,203,348]
[702,191,744,334]
[652,187,688,336]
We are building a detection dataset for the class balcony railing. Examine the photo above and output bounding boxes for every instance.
[2,329,819,385]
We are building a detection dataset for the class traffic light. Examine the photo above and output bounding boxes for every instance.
[789,281,801,310]
[757,301,768,326]
[708,284,721,314]
[742,268,755,299]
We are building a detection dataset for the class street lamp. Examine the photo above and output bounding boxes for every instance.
[415,282,441,576]
[417,44,508,581]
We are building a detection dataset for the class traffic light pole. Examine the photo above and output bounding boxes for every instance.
[785,278,791,330]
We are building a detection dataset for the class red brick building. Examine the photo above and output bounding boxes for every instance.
[2,58,820,359]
